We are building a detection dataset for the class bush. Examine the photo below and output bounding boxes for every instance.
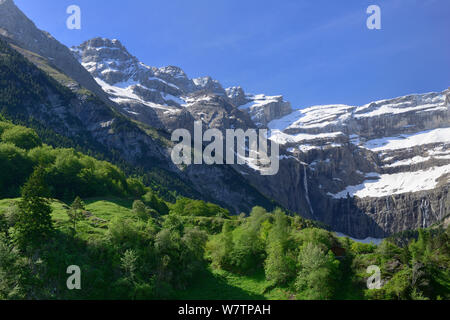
[264,210,296,285]
[383,266,412,300]
[108,218,151,249]
[170,197,229,218]
[351,242,377,254]
[376,240,402,260]
[0,143,34,197]
[127,178,147,198]
[143,192,169,215]
[206,221,234,269]
[228,210,267,273]
[132,200,150,221]
[0,121,13,135]
[295,242,340,300]
[292,228,335,252]
[1,126,41,150]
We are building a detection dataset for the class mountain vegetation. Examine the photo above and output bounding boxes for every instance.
[0,0,448,300]
[0,120,448,299]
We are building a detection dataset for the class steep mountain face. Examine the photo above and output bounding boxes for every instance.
[0,36,169,170]
[74,36,450,237]
[73,36,450,238]
[267,91,450,237]
[0,2,278,214]
[232,91,293,127]
[0,38,276,213]
[1,1,448,238]
[0,0,108,102]
[71,38,292,132]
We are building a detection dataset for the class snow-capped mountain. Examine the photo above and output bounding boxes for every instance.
[0,0,448,238]
[71,38,292,131]
[261,90,449,237]
[72,37,449,238]
[0,1,280,215]
[268,90,449,201]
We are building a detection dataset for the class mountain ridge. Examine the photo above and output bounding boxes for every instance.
[0,0,110,103]
[1,0,449,238]
[71,37,293,132]
[68,35,450,238]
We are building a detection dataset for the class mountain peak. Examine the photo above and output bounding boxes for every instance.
[0,0,36,34]
[72,36,293,126]
[157,65,188,79]
[73,37,132,61]
[193,76,226,95]
[0,0,108,101]
[0,0,14,6]
[79,37,126,50]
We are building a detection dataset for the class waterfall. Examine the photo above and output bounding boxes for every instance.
[421,199,429,228]
[303,165,314,217]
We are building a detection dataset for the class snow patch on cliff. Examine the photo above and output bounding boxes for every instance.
[364,128,450,152]
[330,164,450,199]
[268,130,344,145]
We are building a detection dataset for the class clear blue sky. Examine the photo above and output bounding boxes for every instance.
[14,0,450,108]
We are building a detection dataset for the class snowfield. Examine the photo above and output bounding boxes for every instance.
[364,128,450,152]
[268,129,344,145]
[239,94,283,110]
[95,78,178,111]
[354,92,446,118]
[385,155,431,168]
[268,91,447,132]
[268,104,354,131]
[329,164,450,199]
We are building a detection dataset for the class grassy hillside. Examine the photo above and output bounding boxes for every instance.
[1,194,448,300]
[0,197,286,300]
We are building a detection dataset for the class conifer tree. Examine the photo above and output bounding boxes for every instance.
[14,166,53,248]
[67,196,85,233]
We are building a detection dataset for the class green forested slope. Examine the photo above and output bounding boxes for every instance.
[0,122,448,300]
[0,37,279,213]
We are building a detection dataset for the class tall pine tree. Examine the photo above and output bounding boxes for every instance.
[14,166,54,248]
[67,196,85,234]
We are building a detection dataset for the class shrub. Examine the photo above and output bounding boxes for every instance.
[170,197,229,218]
[295,242,340,300]
[1,126,41,150]
[0,143,34,197]
[351,242,377,254]
[132,200,149,221]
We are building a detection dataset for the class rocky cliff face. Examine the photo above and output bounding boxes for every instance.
[73,36,449,238]
[232,93,293,128]
[2,0,448,238]
[71,38,292,132]
[267,90,450,237]
[0,2,277,214]
[0,0,108,102]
